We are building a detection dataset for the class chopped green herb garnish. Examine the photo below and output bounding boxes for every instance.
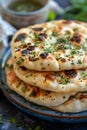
[8,117,20,126]
[76,46,81,50]
[16,79,21,88]
[0,115,3,124]
[34,42,40,46]
[29,91,33,97]
[71,60,74,65]
[31,51,36,55]
[22,86,27,93]
[44,48,54,53]
[34,58,39,61]
[82,72,87,78]
[20,57,24,62]
[55,38,71,50]
[63,96,66,99]
[63,46,71,49]
[34,32,38,39]
[55,57,60,61]
[29,90,37,97]
[73,28,78,32]
[71,50,76,55]
[62,78,70,84]
[52,32,57,37]
[78,59,82,64]
[21,39,25,44]
[5,64,13,69]
[35,125,41,130]
[82,45,87,51]
[16,60,21,65]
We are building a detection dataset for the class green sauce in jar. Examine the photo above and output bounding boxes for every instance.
[8,0,44,12]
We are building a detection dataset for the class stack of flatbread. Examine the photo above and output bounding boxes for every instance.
[5,20,87,113]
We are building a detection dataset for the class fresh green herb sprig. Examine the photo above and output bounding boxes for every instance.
[82,72,87,78]
[0,115,3,124]
[48,10,57,21]
[63,0,87,22]
[8,117,21,127]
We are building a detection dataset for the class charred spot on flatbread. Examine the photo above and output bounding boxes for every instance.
[29,87,40,97]
[11,20,87,71]
[21,46,35,55]
[60,58,66,62]
[40,53,49,59]
[14,33,27,42]
[32,27,43,31]
[71,33,82,44]
[20,66,27,71]
[64,70,77,78]
[22,49,29,55]
[79,93,87,99]
[38,33,48,41]
[27,45,36,51]
[57,44,65,50]
[45,74,55,81]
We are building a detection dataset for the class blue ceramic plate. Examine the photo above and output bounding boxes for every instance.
[1,46,87,123]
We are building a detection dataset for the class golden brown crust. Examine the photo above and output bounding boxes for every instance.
[11,20,87,71]
[14,60,87,93]
[5,57,74,107]
[52,92,87,113]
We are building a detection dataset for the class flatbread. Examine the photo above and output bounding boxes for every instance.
[14,62,87,93]
[11,20,87,71]
[52,92,87,113]
[5,57,74,107]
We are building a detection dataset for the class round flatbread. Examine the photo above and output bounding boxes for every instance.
[5,57,75,107]
[52,92,87,113]
[14,62,87,93]
[11,20,87,71]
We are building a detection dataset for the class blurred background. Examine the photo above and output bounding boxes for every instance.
[1,0,87,29]
[49,0,87,22]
